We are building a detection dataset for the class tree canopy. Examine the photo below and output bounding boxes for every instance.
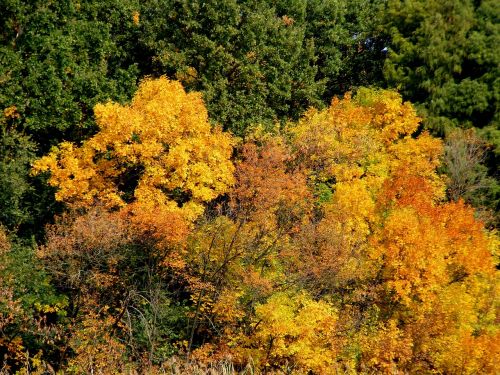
[0,1,498,373]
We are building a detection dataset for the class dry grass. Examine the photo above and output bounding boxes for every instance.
[153,357,254,375]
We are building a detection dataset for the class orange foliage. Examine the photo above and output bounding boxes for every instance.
[66,304,129,374]
[282,89,498,373]
[30,87,499,374]
[39,208,130,296]
[231,136,311,227]
[182,91,498,373]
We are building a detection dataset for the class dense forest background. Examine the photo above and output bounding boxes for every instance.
[0,0,498,373]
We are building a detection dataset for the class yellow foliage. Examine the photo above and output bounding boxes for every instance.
[33,77,235,235]
[3,105,19,119]
[212,290,245,326]
[283,89,498,373]
[233,292,339,373]
[67,307,130,374]
[132,10,140,26]
[359,320,413,373]
[30,86,498,374]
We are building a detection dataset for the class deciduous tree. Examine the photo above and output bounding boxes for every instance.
[33,77,235,241]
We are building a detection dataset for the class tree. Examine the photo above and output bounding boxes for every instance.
[301,0,386,100]
[179,90,498,373]
[1,0,387,237]
[383,0,499,136]
[182,133,312,358]
[0,0,141,149]
[284,89,498,373]
[31,77,235,369]
[137,0,319,135]
[137,0,385,135]
[0,110,35,230]
[38,207,190,370]
[232,291,339,373]
[0,0,143,236]
[381,0,500,229]
[0,227,66,373]
[33,77,235,237]
[442,128,499,226]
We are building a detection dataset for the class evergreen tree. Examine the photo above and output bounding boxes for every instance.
[383,0,499,137]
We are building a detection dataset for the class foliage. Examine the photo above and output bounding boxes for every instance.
[0,112,35,230]
[38,207,191,371]
[381,0,499,226]
[383,0,499,135]
[233,292,339,373]
[0,0,143,237]
[0,0,141,149]
[1,4,499,372]
[65,307,130,374]
[0,227,66,373]
[4,0,498,241]
[33,76,235,232]
[30,78,236,371]
[129,89,496,373]
[442,128,500,226]
[285,90,498,373]
[137,0,384,135]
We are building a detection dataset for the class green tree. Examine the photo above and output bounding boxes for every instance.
[0,0,141,149]
[0,228,66,373]
[383,0,499,136]
[137,0,385,135]
[137,0,319,135]
[0,117,34,230]
[382,0,499,226]
[301,0,386,100]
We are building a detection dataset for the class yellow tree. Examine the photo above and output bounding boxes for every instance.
[32,77,236,370]
[184,133,313,359]
[33,77,235,242]
[184,90,497,373]
[31,82,498,373]
[286,89,431,295]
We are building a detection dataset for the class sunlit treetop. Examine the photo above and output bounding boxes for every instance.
[33,77,235,223]
[288,88,445,201]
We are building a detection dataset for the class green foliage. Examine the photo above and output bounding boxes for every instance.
[0,121,34,229]
[3,239,66,316]
[137,0,384,135]
[302,0,386,100]
[382,0,499,227]
[1,2,499,373]
[0,230,67,371]
[0,0,141,149]
[126,287,190,364]
[383,0,499,135]
[0,113,61,237]
[0,0,142,236]
[138,0,316,135]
